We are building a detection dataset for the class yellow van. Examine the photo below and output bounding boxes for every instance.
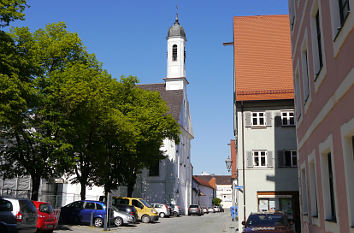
[112,197,159,223]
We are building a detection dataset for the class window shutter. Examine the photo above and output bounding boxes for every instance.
[245,112,252,127]
[278,150,284,168]
[266,112,272,126]
[246,151,253,168]
[267,151,273,168]
[274,112,281,127]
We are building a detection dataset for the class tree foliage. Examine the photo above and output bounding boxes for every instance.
[212,197,222,206]
[0,0,28,27]
[1,20,181,200]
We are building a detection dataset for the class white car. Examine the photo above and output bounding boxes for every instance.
[112,206,135,226]
[151,203,170,218]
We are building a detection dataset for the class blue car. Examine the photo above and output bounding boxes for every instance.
[59,200,113,227]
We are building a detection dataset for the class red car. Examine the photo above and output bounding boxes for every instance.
[32,201,58,233]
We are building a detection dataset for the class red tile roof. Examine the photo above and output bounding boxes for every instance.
[193,176,216,189]
[233,15,294,101]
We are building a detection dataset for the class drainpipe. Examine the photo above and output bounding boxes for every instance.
[241,101,246,222]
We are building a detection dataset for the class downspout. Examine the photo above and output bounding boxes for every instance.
[241,101,246,222]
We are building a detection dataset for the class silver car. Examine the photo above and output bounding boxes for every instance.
[151,203,170,218]
[0,197,37,233]
[112,206,135,226]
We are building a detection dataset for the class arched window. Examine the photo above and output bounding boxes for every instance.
[172,44,177,61]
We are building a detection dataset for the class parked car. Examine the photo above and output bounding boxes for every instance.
[242,212,295,233]
[151,203,170,218]
[188,204,202,216]
[112,197,158,223]
[99,195,138,221]
[59,200,124,227]
[33,201,57,232]
[168,204,181,217]
[111,206,135,226]
[218,206,224,212]
[0,196,37,233]
[202,206,209,214]
[208,207,215,213]
[113,203,138,221]
[213,206,220,212]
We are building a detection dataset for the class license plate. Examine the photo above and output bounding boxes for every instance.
[47,225,53,229]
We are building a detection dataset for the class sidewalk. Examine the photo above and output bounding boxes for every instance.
[223,220,238,233]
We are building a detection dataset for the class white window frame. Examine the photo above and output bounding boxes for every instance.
[319,135,340,233]
[310,0,327,92]
[253,151,267,167]
[341,117,354,232]
[252,112,266,126]
[281,111,295,126]
[308,150,320,226]
[300,164,309,217]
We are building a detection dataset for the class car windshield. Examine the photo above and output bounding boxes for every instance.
[246,214,289,227]
[39,203,53,213]
[139,199,152,208]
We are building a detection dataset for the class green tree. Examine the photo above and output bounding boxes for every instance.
[107,76,180,197]
[0,0,28,27]
[212,197,222,206]
[0,22,97,200]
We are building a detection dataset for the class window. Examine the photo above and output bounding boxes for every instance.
[314,10,323,77]
[339,0,350,27]
[253,151,267,167]
[132,200,144,209]
[295,73,302,119]
[149,160,160,176]
[301,168,308,215]
[278,150,297,168]
[172,44,177,61]
[309,161,318,217]
[302,49,310,102]
[96,204,103,210]
[285,151,297,167]
[281,112,295,126]
[327,153,337,221]
[84,202,95,209]
[252,112,265,126]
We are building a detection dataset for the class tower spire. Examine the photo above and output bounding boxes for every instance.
[175,5,179,24]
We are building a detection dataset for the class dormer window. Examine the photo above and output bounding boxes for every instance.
[173,44,177,61]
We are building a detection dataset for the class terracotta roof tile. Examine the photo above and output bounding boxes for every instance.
[233,15,294,101]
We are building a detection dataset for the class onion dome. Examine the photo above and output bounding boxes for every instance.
[167,13,186,40]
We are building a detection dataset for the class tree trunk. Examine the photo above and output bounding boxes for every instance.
[31,175,41,201]
[80,179,86,200]
[127,173,137,197]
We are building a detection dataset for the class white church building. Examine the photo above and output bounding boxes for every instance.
[0,13,194,215]
[136,13,194,214]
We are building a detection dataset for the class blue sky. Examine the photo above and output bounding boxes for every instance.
[9,0,290,175]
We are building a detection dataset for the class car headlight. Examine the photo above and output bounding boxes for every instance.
[151,209,157,214]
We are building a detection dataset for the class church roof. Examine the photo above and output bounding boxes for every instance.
[138,83,183,122]
[167,15,186,40]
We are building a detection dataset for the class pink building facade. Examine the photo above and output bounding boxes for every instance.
[289,0,354,232]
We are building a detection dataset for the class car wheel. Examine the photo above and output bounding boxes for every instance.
[114,217,123,227]
[94,217,104,227]
[173,211,178,217]
[159,212,165,218]
[46,230,54,233]
[141,215,150,223]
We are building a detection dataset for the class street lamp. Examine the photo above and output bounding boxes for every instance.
[225,156,235,213]
[225,156,232,172]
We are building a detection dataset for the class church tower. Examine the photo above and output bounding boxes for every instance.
[165,12,189,91]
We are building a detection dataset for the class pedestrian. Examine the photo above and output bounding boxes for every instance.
[230,205,235,221]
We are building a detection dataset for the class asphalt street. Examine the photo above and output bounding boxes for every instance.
[54,209,238,233]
